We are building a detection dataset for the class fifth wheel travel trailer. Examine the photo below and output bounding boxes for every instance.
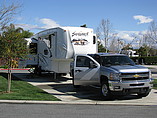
[19,27,97,74]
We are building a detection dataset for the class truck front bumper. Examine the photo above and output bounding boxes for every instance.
[109,79,153,94]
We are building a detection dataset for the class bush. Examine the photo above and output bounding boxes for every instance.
[0,65,8,69]
[131,56,157,65]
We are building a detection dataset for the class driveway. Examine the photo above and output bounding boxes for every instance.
[13,71,157,106]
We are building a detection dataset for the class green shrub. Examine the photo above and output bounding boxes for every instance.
[131,56,157,65]
[0,65,8,69]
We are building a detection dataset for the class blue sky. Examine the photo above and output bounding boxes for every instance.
[2,0,157,47]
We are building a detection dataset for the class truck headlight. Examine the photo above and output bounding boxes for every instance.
[110,73,120,81]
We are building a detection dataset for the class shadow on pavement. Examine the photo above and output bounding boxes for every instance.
[14,73,70,83]
[1,72,146,101]
[46,83,143,101]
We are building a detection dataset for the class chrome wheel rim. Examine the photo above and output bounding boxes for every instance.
[102,84,108,96]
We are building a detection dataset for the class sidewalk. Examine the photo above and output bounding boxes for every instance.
[143,65,157,69]
[0,87,157,106]
[0,67,157,106]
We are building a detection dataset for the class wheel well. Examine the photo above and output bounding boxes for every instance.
[70,69,74,78]
[100,76,108,84]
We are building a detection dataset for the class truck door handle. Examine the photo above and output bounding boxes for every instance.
[75,69,82,72]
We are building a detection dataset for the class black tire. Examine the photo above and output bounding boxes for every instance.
[101,81,112,100]
[34,66,42,75]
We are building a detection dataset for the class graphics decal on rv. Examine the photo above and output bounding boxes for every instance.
[70,31,90,46]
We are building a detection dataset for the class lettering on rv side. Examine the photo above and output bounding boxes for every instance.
[72,32,89,37]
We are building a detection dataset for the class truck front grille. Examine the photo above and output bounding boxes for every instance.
[120,72,149,81]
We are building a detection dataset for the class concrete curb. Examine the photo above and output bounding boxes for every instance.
[0,68,29,70]
[0,100,156,106]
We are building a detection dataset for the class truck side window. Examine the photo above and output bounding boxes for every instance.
[76,56,90,67]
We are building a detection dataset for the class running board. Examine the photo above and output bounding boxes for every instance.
[90,85,101,89]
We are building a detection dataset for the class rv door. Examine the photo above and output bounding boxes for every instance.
[50,33,57,58]
[73,55,100,86]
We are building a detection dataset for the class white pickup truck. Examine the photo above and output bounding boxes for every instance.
[72,53,153,99]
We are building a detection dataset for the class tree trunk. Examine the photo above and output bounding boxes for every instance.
[7,68,12,93]
[7,59,12,93]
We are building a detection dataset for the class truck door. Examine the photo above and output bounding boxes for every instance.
[74,55,100,86]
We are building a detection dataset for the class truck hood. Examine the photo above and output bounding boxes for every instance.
[108,65,149,73]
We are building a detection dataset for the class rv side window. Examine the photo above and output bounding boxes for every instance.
[44,49,48,55]
[49,35,52,48]
[43,38,50,48]
[93,36,96,44]
[29,43,37,54]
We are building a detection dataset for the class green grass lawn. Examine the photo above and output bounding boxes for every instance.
[0,73,156,101]
[0,74,60,101]
[153,79,157,89]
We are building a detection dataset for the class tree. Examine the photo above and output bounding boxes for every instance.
[121,44,133,50]
[0,1,21,30]
[98,41,107,53]
[138,21,157,56]
[109,35,125,53]
[96,19,112,53]
[3,23,34,38]
[109,38,118,53]
[149,48,157,56]
[138,45,157,57]
[21,30,34,38]
[147,21,157,45]
[138,45,151,57]
[0,24,29,93]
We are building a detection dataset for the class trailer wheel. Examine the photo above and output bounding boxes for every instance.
[34,66,42,75]
[101,81,112,99]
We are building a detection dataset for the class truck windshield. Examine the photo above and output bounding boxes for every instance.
[101,56,135,66]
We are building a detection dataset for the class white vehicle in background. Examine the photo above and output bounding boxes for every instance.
[19,27,97,74]
[120,49,139,57]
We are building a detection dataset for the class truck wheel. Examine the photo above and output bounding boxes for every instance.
[101,81,112,99]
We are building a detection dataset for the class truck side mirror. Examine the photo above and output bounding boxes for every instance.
[89,61,97,68]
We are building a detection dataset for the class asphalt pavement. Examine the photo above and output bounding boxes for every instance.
[0,65,157,105]
[1,104,157,118]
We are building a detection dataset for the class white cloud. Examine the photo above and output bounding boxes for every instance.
[15,18,61,32]
[117,32,133,41]
[16,17,23,21]
[39,18,60,29]
[15,24,41,30]
[133,15,153,24]
[115,30,148,48]
[116,31,139,41]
